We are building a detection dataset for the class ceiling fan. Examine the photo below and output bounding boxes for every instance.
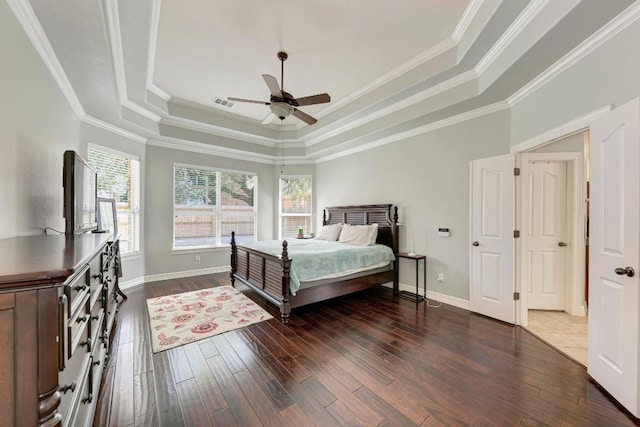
[227,51,331,125]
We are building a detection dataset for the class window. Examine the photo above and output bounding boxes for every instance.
[174,165,257,248]
[279,176,312,238]
[87,146,140,254]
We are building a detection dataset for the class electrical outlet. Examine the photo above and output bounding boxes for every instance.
[437,273,444,282]
[195,255,201,262]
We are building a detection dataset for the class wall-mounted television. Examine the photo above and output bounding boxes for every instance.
[63,150,98,234]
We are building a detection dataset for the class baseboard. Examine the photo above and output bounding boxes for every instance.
[120,266,232,290]
[145,266,231,284]
[119,276,145,290]
[384,282,471,311]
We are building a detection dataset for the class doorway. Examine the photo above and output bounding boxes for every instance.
[520,132,589,366]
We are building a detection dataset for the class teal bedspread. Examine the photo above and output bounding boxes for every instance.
[239,239,396,295]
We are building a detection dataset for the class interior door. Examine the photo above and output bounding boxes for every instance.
[588,98,640,416]
[524,160,568,310]
[470,153,515,324]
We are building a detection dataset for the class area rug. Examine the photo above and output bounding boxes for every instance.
[146,286,272,353]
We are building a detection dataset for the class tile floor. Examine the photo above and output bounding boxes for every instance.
[526,310,588,366]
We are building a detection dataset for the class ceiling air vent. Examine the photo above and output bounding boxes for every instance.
[213,97,234,108]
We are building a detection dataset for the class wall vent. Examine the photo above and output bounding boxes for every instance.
[213,97,234,108]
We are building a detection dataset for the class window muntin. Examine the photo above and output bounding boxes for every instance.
[174,165,256,248]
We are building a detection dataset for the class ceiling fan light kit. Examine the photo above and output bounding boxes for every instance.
[270,102,293,120]
[227,51,331,125]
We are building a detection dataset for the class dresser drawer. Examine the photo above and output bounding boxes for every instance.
[68,294,91,360]
[64,265,90,318]
[58,352,91,427]
[90,303,105,347]
[89,254,104,308]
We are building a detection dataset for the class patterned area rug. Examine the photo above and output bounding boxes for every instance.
[146,286,272,353]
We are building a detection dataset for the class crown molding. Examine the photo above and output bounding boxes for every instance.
[146,0,167,100]
[160,116,293,148]
[105,0,161,124]
[305,69,478,147]
[510,105,611,153]
[7,0,86,119]
[307,37,458,127]
[508,1,640,107]
[147,136,314,166]
[148,83,171,101]
[315,100,509,163]
[148,138,273,164]
[475,0,550,74]
[82,115,147,143]
[452,0,485,42]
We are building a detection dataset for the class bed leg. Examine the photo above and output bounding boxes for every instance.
[280,304,290,324]
[280,240,292,324]
[230,231,237,288]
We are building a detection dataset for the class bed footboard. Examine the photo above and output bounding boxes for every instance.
[230,232,293,323]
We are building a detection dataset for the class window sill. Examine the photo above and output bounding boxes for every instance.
[171,246,230,255]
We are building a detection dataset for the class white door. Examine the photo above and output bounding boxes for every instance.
[524,160,568,310]
[470,153,515,324]
[588,98,640,416]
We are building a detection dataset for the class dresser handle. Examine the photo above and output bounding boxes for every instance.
[80,338,92,351]
[91,315,100,321]
[59,382,76,394]
[93,359,101,367]
[76,314,90,324]
[74,284,88,292]
[82,393,93,404]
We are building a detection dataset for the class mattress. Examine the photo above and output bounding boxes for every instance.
[238,239,396,294]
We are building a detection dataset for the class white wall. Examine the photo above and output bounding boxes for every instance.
[315,110,510,300]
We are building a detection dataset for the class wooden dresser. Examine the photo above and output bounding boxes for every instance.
[0,233,123,427]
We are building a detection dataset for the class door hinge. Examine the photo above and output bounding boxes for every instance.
[514,167,520,176]
[514,230,520,238]
[514,292,520,301]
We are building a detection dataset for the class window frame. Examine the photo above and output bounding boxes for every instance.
[173,163,258,250]
[278,174,313,239]
[87,143,141,256]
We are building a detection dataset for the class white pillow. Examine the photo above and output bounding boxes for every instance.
[338,223,379,246]
[314,223,343,241]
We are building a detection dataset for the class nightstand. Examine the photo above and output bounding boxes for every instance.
[396,252,426,303]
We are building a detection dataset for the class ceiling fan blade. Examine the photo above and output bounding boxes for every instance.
[293,93,331,107]
[227,97,269,105]
[262,74,282,98]
[292,108,317,125]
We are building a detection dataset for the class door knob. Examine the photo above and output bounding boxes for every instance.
[558,242,567,247]
[615,267,635,277]
[472,241,479,246]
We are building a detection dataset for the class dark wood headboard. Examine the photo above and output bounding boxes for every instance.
[322,204,399,253]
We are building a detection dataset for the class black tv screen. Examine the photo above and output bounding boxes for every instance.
[63,150,98,234]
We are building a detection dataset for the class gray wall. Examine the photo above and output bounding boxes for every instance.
[511,18,640,146]
[144,144,279,276]
[315,111,511,300]
[0,0,81,239]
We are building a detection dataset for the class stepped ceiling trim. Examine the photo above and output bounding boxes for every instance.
[11,0,639,164]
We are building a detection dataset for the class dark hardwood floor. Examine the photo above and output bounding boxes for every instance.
[94,273,640,426]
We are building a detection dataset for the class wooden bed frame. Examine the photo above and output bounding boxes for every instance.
[230,204,399,323]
